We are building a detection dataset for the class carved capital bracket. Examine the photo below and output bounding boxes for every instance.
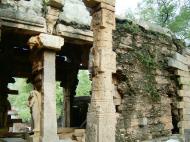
[47,0,64,10]
[46,0,64,33]
[83,0,115,8]
[28,33,64,51]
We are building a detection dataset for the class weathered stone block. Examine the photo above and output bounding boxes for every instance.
[178,121,190,128]
[178,77,190,85]
[183,115,190,121]
[168,58,188,71]
[175,70,190,77]
[174,52,189,65]
[183,48,190,56]
[177,102,190,108]
[155,76,169,84]
[182,108,190,115]
[178,90,190,97]
[91,8,115,30]
[182,96,190,102]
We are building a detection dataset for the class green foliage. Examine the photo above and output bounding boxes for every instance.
[134,50,160,101]
[8,78,32,122]
[56,82,64,118]
[130,0,190,40]
[7,71,91,122]
[124,22,141,34]
[76,70,91,96]
[8,79,64,122]
[135,51,157,70]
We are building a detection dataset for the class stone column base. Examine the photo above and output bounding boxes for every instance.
[28,135,40,142]
[40,136,60,142]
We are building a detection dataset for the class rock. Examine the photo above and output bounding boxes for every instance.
[59,0,91,25]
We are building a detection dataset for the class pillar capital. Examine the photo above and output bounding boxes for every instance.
[28,33,64,51]
[47,0,64,10]
[83,0,115,8]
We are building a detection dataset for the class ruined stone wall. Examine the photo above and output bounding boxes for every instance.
[113,19,186,141]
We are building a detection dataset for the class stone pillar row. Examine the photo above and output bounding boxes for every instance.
[84,1,116,142]
[28,33,64,142]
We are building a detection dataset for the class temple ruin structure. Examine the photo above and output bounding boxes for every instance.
[0,0,190,142]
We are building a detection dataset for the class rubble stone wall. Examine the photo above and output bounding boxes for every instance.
[113,19,186,141]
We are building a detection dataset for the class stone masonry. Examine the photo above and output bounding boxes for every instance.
[113,19,185,141]
[168,48,190,140]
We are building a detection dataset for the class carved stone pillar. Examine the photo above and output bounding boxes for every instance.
[83,1,116,142]
[46,0,64,34]
[28,33,64,142]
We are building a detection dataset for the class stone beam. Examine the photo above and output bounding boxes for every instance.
[28,34,64,142]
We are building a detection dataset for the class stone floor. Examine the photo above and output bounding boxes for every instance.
[0,138,26,142]
[142,134,183,142]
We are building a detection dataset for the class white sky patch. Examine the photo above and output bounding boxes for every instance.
[115,0,141,17]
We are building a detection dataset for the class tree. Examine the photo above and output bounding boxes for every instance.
[131,0,190,40]
[8,78,33,122]
[76,70,91,96]
[8,79,64,122]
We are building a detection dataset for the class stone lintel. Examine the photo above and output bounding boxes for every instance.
[28,33,64,51]
[83,0,115,8]
[47,0,64,10]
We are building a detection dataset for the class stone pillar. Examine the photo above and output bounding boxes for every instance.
[64,86,71,127]
[28,33,64,142]
[62,69,79,127]
[83,1,116,142]
[0,20,2,42]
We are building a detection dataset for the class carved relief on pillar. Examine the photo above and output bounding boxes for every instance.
[91,4,115,30]
[28,90,41,133]
[85,0,116,141]
[45,0,64,34]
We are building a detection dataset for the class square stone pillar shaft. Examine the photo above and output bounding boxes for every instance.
[84,1,116,142]
[28,34,64,142]
[41,51,59,142]
[0,20,2,42]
